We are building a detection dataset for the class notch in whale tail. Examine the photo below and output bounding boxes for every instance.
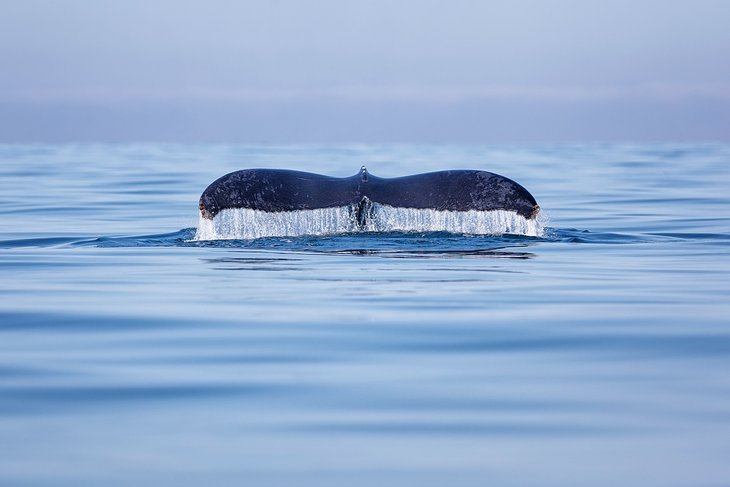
[199,167,539,223]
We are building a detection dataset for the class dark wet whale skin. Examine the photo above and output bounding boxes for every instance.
[199,167,540,221]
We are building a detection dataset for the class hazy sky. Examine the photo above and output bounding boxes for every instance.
[1,0,729,142]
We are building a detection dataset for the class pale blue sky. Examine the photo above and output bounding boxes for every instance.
[1,0,729,142]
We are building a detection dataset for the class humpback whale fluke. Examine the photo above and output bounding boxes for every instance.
[199,167,540,224]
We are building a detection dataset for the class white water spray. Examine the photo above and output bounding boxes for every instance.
[195,204,543,240]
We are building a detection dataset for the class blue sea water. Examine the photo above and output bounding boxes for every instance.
[0,143,729,487]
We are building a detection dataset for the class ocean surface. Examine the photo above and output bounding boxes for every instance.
[1,144,729,487]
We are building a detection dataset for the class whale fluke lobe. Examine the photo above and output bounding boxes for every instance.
[197,168,541,239]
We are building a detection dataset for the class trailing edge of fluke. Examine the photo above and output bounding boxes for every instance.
[199,167,540,224]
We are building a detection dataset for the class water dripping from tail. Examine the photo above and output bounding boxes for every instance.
[195,203,544,240]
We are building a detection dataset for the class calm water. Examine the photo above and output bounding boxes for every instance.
[1,144,729,487]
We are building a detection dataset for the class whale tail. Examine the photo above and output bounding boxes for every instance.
[197,167,541,239]
[200,167,539,220]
